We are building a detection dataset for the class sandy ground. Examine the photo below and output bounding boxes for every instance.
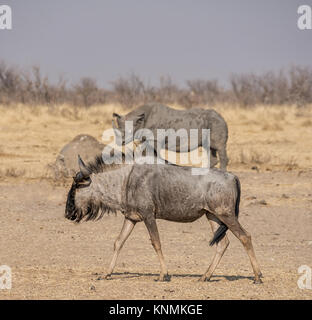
[0,171,311,300]
[0,103,312,299]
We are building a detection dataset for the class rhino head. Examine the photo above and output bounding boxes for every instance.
[112,112,145,146]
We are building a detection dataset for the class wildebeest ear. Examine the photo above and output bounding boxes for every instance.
[77,155,89,177]
[113,113,121,119]
[136,113,145,124]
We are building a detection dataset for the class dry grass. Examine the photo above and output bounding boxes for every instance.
[221,104,312,171]
[0,103,311,181]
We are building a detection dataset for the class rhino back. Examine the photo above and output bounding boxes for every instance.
[55,134,105,177]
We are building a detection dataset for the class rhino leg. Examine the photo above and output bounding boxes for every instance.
[210,148,218,168]
[217,146,229,171]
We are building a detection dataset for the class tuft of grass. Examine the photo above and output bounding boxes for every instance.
[301,119,312,127]
[284,157,299,171]
[262,123,283,131]
[238,149,271,165]
[0,167,26,178]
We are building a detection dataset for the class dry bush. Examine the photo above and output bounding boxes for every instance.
[2,60,312,109]
[73,77,108,108]
[230,67,312,107]
[157,76,180,104]
[111,73,147,108]
[186,79,223,107]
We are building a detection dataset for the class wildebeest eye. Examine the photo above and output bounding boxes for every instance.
[77,177,92,188]
[73,173,92,188]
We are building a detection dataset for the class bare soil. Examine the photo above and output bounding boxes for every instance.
[0,170,311,300]
[0,103,312,299]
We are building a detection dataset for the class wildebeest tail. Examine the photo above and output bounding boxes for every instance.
[209,176,241,246]
[234,176,241,218]
[209,223,228,246]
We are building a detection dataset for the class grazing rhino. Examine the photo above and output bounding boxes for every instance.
[112,103,229,170]
[50,134,107,178]
[65,154,262,284]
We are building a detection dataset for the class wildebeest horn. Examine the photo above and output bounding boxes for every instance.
[78,155,89,177]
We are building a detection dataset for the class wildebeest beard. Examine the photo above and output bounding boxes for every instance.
[65,182,117,223]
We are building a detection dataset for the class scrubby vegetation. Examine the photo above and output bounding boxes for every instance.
[1,61,312,108]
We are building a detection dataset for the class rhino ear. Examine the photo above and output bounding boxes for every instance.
[78,155,89,177]
[113,112,121,119]
[113,113,122,128]
[136,113,145,125]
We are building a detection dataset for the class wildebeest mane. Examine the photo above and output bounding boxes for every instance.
[84,149,178,175]
[85,149,128,175]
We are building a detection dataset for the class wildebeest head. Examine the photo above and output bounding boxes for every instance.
[65,155,93,222]
[65,155,118,223]
[112,112,145,146]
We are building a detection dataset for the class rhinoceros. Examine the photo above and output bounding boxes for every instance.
[50,134,107,178]
[112,103,229,170]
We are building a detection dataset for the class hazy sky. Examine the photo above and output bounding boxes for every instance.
[1,0,311,87]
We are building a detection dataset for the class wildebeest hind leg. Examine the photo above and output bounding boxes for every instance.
[200,214,229,282]
[219,215,262,283]
[104,218,136,279]
[144,217,170,281]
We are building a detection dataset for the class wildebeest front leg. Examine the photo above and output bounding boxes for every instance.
[104,218,136,279]
[200,214,229,281]
[144,217,170,281]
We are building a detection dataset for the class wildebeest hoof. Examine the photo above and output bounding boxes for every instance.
[199,276,210,282]
[155,274,171,282]
[163,274,171,282]
[253,278,263,284]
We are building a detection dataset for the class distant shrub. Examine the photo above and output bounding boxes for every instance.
[0,60,311,108]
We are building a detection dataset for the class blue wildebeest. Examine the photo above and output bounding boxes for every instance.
[112,103,229,170]
[65,154,262,283]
